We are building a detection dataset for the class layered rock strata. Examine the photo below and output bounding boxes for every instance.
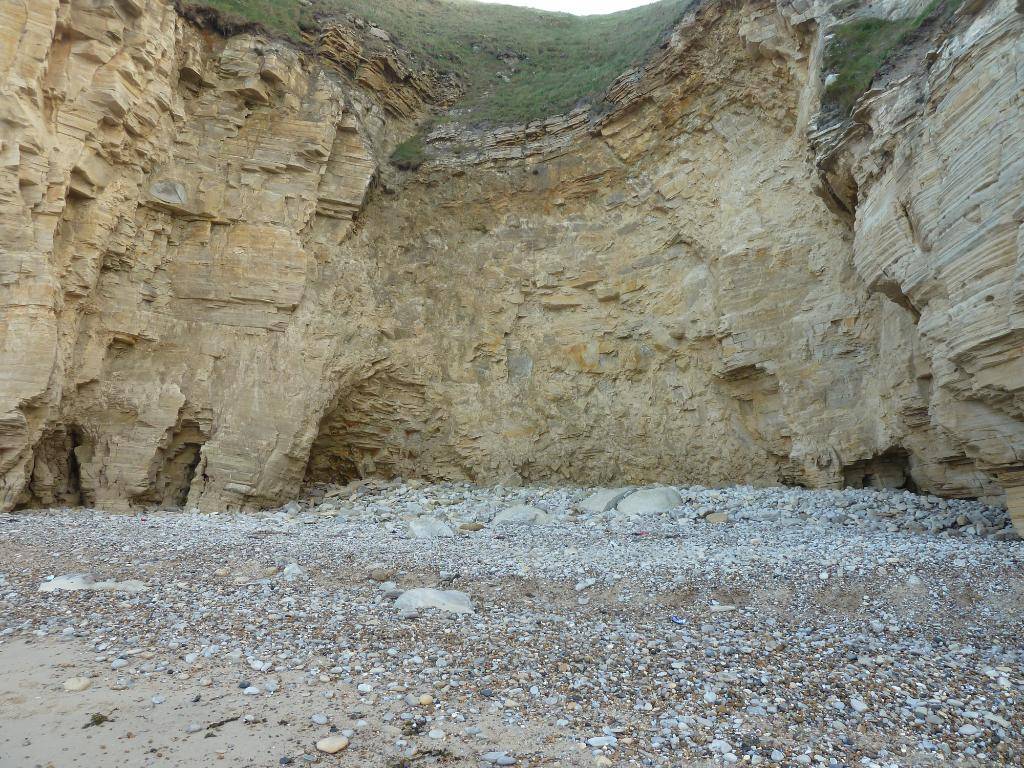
[1,0,1021,523]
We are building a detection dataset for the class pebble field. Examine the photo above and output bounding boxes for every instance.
[1,481,1022,767]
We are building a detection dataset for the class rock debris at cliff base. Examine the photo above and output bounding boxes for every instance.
[2,484,1022,767]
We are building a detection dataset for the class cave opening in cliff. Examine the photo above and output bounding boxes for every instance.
[144,420,206,509]
[16,426,89,510]
[842,447,918,492]
[304,370,429,486]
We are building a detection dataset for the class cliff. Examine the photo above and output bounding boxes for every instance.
[1,0,1021,525]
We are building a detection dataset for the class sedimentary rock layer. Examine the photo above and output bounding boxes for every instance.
[0,0,1021,518]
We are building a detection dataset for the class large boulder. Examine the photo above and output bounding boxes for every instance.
[579,487,634,513]
[616,487,682,515]
[408,517,455,539]
[493,504,550,526]
[394,587,474,615]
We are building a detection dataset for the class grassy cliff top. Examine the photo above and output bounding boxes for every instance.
[822,0,959,116]
[194,0,691,125]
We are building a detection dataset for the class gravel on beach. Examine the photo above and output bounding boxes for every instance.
[1,481,1022,766]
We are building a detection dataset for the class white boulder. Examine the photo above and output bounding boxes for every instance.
[616,487,682,515]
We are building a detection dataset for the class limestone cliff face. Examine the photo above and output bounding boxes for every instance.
[0,0,389,511]
[1,0,1021,520]
[812,0,1024,517]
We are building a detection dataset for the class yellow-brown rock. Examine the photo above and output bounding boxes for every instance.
[1,0,1021,519]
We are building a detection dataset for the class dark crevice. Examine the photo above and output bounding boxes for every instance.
[16,425,92,510]
[875,277,922,322]
[843,447,918,491]
[138,419,206,509]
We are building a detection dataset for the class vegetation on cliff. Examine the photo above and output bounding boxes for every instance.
[822,0,959,115]
[192,0,690,125]
[389,135,427,171]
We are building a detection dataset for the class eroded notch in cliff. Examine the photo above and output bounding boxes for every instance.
[18,426,91,509]
[305,368,430,485]
[842,447,918,491]
[141,419,206,508]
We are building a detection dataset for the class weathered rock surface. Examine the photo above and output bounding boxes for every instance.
[492,504,550,526]
[617,488,683,516]
[408,517,455,539]
[0,0,1021,522]
[578,487,634,514]
[394,587,475,615]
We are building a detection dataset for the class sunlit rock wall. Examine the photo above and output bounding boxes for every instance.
[1,0,1021,518]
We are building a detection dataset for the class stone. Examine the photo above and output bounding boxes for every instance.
[578,488,633,513]
[316,735,349,754]
[575,577,597,592]
[63,677,92,692]
[482,752,516,765]
[149,180,188,206]
[408,518,455,539]
[39,575,148,593]
[616,488,682,515]
[710,739,733,754]
[394,588,475,615]
[704,512,728,524]
[492,505,550,526]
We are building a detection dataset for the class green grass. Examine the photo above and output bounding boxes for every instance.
[187,0,302,36]
[389,134,426,170]
[822,0,958,115]
[188,0,692,126]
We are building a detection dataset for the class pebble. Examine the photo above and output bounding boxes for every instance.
[315,735,349,754]
[63,677,91,692]
[482,752,516,765]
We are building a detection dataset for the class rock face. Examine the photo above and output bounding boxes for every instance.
[0,0,1021,522]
